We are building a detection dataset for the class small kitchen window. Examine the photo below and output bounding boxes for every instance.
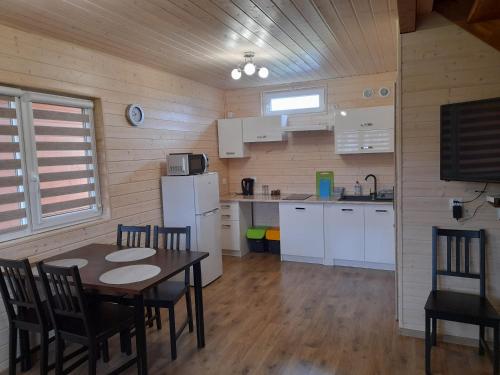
[262,87,326,116]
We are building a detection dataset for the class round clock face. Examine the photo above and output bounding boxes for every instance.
[126,104,144,126]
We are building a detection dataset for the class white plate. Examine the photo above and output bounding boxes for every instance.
[32,258,88,276]
[105,248,156,262]
[98,265,161,285]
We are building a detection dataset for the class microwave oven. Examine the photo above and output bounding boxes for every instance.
[167,153,209,175]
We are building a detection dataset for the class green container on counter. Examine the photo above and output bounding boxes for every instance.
[316,171,334,197]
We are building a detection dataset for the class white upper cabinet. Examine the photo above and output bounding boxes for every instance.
[217,118,249,158]
[334,106,394,154]
[242,115,287,142]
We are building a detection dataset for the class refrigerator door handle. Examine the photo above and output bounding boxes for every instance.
[201,208,219,217]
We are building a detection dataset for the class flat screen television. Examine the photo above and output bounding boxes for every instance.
[440,97,500,182]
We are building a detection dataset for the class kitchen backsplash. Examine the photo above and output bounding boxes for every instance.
[224,73,396,195]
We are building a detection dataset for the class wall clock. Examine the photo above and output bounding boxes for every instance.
[126,104,145,126]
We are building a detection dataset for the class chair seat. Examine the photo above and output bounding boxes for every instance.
[144,281,189,307]
[58,301,135,340]
[425,290,500,324]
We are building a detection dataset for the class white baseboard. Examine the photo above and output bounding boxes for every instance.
[281,255,324,264]
[331,259,395,271]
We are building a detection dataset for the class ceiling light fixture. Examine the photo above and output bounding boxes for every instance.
[231,52,269,80]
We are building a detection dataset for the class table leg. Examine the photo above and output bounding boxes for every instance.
[134,294,148,375]
[193,262,205,348]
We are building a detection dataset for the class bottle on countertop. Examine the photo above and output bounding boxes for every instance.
[354,181,362,196]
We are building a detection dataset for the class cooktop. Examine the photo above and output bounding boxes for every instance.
[282,194,312,201]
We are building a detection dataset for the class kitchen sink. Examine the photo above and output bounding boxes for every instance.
[339,195,392,202]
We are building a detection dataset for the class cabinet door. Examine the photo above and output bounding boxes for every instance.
[279,203,324,258]
[359,129,394,153]
[364,205,394,264]
[335,130,361,154]
[335,106,394,131]
[242,115,285,142]
[217,119,248,158]
[324,204,364,261]
[221,220,240,251]
[335,129,393,154]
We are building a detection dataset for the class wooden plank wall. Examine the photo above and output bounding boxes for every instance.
[0,24,226,369]
[399,13,500,336]
[224,73,396,195]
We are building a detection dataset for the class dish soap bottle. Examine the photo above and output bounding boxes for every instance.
[354,181,362,196]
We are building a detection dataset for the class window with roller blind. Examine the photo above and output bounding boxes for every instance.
[0,87,101,242]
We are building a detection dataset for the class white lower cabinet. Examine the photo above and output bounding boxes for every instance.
[364,205,395,265]
[324,203,394,270]
[324,205,364,262]
[279,203,324,263]
[220,202,251,257]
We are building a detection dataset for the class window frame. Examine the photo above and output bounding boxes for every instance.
[262,87,327,116]
[0,86,102,242]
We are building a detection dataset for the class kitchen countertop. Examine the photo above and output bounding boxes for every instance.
[220,194,393,205]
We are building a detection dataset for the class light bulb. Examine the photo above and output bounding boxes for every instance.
[243,62,256,76]
[231,68,242,80]
[258,67,269,79]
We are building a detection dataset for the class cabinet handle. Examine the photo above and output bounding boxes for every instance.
[360,146,373,150]
[295,207,306,210]
[222,224,231,228]
[341,208,353,212]
[361,122,373,127]
[225,152,235,155]
[256,135,267,139]
[376,209,388,213]
[222,214,231,219]
[221,204,231,209]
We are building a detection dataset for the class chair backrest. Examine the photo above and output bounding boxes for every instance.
[153,226,191,251]
[432,227,486,297]
[37,262,93,338]
[154,226,191,284]
[117,224,151,248]
[0,258,47,329]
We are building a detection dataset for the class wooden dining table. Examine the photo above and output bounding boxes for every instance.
[33,243,209,375]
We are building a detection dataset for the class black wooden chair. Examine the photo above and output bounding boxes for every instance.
[0,258,89,375]
[144,226,194,360]
[116,224,151,248]
[37,261,137,375]
[116,224,155,326]
[424,227,499,375]
[0,258,51,375]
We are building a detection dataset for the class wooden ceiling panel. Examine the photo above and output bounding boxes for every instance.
[0,0,398,88]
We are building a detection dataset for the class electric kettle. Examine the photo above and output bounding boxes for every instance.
[241,178,254,196]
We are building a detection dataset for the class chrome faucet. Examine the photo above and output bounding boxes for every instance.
[365,174,377,200]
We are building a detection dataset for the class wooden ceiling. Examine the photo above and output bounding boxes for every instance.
[0,0,398,89]
[434,0,500,51]
[397,0,434,32]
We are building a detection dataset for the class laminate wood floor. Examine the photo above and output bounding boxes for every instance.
[14,254,491,375]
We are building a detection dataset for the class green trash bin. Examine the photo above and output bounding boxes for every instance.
[246,226,268,252]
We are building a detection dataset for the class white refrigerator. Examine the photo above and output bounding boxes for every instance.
[161,172,222,287]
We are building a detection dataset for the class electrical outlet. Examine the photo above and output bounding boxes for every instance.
[449,198,462,208]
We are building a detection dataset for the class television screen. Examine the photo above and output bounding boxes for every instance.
[440,97,500,182]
